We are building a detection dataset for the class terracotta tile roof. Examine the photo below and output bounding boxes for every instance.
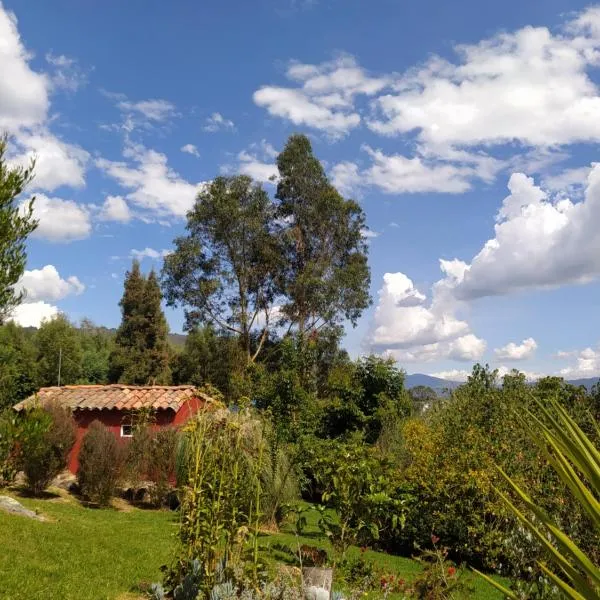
[13,385,210,412]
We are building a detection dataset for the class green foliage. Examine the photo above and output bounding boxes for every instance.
[77,319,115,384]
[408,542,472,600]
[110,261,171,384]
[308,436,407,559]
[78,421,122,506]
[323,355,411,442]
[19,402,76,495]
[275,134,371,338]
[0,134,38,323]
[395,364,599,576]
[162,175,280,364]
[0,322,38,409]
[35,314,83,386]
[476,398,600,600]
[167,407,267,593]
[0,409,20,485]
[171,326,245,398]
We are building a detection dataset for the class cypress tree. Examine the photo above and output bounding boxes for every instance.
[109,261,171,384]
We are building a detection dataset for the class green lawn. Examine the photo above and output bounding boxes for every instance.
[0,492,508,600]
[0,490,177,600]
[259,503,507,600]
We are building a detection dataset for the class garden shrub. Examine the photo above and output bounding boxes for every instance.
[78,421,121,505]
[20,402,76,495]
[0,410,19,486]
[146,427,178,508]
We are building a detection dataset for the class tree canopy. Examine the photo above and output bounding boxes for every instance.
[0,135,38,323]
[109,261,171,384]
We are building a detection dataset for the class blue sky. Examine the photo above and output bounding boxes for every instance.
[4,0,600,380]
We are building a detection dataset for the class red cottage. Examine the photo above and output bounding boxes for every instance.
[14,385,211,473]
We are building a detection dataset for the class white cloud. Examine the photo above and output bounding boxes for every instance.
[446,166,600,300]
[181,143,200,157]
[99,195,131,223]
[15,265,84,302]
[559,346,600,378]
[254,54,387,136]
[332,146,479,195]
[9,301,58,328]
[0,4,49,133]
[22,194,91,242]
[130,247,171,260]
[0,6,89,192]
[494,337,538,361]
[96,141,204,220]
[117,98,176,122]
[360,228,379,239]
[368,9,600,151]
[9,130,89,191]
[228,140,279,184]
[543,166,591,192]
[429,369,471,382]
[366,270,486,363]
[45,53,87,92]
[203,112,235,132]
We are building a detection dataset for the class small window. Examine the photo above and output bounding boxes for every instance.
[121,424,133,438]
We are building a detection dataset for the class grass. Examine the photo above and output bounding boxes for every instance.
[0,488,176,600]
[0,492,509,600]
[259,503,509,600]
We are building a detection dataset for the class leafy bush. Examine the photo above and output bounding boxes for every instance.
[308,435,407,558]
[78,421,121,505]
[19,402,76,495]
[0,410,19,486]
[407,541,472,600]
[477,398,600,600]
[146,427,178,507]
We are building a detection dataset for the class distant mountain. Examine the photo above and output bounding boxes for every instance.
[406,373,600,392]
[566,377,599,390]
[405,373,461,391]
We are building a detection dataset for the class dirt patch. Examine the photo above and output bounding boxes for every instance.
[111,497,135,512]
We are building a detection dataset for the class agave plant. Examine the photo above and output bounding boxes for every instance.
[476,398,599,599]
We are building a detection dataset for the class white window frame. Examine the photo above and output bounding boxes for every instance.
[120,423,133,438]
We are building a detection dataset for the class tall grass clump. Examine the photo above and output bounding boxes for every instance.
[166,406,270,593]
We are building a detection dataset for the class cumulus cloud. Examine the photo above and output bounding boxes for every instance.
[96,141,204,220]
[15,265,84,302]
[331,146,488,195]
[130,247,172,260]
[98,195,131,223]
[254,54,387,137]
[22,194,91,242]
[9,130,89,191]
[494,337,538,361]
[559,346,600,378]
[0,5,89,192]
[181,143,200,157]
[369,8,600,151]
[203,112,235,132]
[9,301,58,328]
[366,270,486,363]
[0,4,48,133]
[445,166,600,300]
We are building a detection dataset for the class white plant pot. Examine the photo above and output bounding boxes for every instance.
[302,567,333,600]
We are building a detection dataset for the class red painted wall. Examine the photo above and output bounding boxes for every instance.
[67,397,205,473]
